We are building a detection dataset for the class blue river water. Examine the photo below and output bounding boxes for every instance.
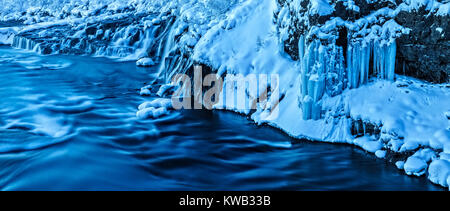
[0,46,443,190]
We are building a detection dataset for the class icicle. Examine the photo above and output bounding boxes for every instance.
[302,95,313,120]
[299,41,327,120]
[347,44,353,88]
[298,35,305,61]
[386,41,396,81]
[372,40,396,81]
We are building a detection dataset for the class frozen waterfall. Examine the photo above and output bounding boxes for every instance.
[299,36,397,120]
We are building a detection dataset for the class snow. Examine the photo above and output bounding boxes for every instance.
[309,0,334,16]
[136,57,155,67]
[136,107,168,119]
[436,3,450,16]
[140,88,151,96]
[0,27,17,45]
[412,148,437,163]
[396,161,405,170]
[440,153,450,162]
[375,150,387,159]
[428,159,450,188]
[138,98,173,110]
[404,156,428,176]
[354,136,383,153]
[137,98,173,119]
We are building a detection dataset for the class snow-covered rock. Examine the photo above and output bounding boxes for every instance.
[0,27,17,45]
[396,161,405,170]
[136,57,155,67]
[428,159,450,188]
[375,150,387,159]
[404,156,428,176]
[353,136,383,153]
[137,98,173,119]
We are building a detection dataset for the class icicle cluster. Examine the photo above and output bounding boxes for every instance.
[299,35,397,120]
[347,40,397,88]
[299,36,345,120]
[373,41,397,81]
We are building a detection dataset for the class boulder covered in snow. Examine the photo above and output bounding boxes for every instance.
[136,57,155,67]
[428,159,450,188]
[404,156,428,176]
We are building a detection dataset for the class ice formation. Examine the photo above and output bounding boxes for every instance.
[298,37,397,120]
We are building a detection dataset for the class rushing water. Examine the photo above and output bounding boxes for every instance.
[0,46,442,191]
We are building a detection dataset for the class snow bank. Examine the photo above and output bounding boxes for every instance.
[0,27,17,45]
[428,159,450,189]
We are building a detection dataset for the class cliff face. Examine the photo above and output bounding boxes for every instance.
[275,0,449,83]
[395,8,449,83]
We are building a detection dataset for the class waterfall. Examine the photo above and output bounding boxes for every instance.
[11,36,42,53]
[157,18,178,83]
[130,25,159,60]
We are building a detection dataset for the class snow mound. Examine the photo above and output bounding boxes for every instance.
[353,136,383,153]
[404,156,428,176]
[428,159,450,188]
[136,57,155,67]
[0,27,17,45]
[137,98,173,119]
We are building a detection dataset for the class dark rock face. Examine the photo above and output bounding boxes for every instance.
[276,0,449,83]
[395,9,450,83]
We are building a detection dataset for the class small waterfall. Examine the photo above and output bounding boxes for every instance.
[158,20,178,83]
[130,25,160,60]
[11,36,42,53]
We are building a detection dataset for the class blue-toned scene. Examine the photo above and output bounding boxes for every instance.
[0,0,449,191]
